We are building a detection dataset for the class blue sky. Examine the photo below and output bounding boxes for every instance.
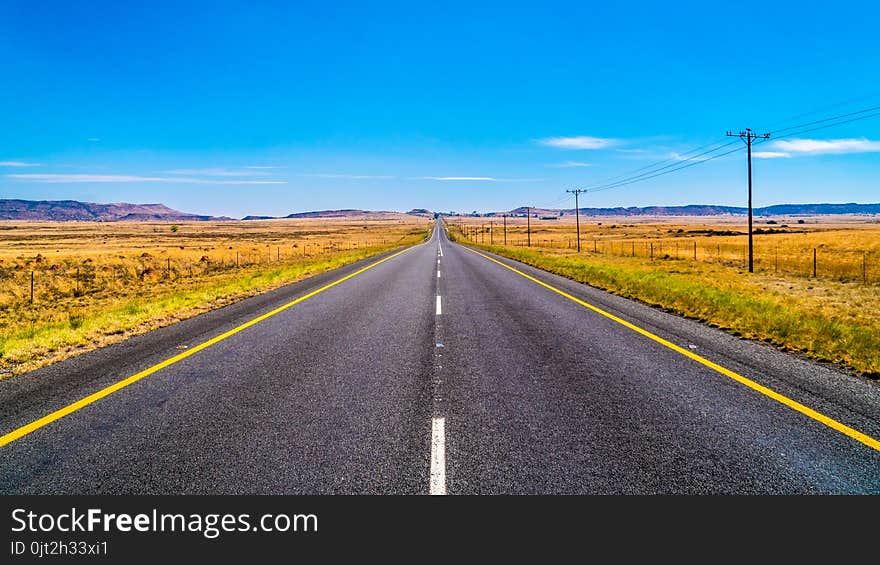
[1,0,878,217]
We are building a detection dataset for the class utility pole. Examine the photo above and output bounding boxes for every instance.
[566,188,586,253]
[502,214,507,245]
[490,221,494,244]
[727,128,770,273]
[526,207,531,247]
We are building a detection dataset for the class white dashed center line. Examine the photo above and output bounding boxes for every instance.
[430,231,447,495]
[430,417,446,495]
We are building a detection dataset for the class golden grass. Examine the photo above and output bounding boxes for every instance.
[450,215,880,282]
[449,216,880,376]
[0,216,430,376]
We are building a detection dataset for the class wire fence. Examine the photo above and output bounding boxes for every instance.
[456,228,879,284]
[0,239,390,307]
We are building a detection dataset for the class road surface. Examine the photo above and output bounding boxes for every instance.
[1,222,879,494]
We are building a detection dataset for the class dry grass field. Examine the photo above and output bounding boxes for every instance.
[0,215,430,376]
[451,215,880,282]
[449,214,880,376]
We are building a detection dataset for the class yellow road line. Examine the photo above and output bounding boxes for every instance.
[0,246,416,448]
[463,246,880,453]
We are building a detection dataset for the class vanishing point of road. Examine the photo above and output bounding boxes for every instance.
[1,222,878,494]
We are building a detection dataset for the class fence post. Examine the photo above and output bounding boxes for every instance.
[632,241,636,257]
[693,240,697,260]
[775,246,778,274]
[650,242,654,260]
[864,251,867,284]
[813,248,817,278]
[30,270,34,303]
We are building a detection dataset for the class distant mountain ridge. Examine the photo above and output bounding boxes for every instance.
[504,203,880,217]
[244,209,415,219]
[0,200,413,221]
[285,209,394,218]
[3,199,878,221]
[0,199,222,221]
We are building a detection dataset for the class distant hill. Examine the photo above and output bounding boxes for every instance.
[406,208,433,217]
[0,199,223,221]
[500,203,880,217]
[755,203,880,216]
[243,209,427,220]
[0,200,431,221]
[285,209,392,219]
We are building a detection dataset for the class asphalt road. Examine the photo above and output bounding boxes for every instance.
[1,222,879,494]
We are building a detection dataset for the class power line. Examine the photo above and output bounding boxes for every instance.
[574,100,880,199]
[767,105,880,135]
[576,103,880,196]
[757,94,880,132]
[581,140,740,192]
[489,101,880,215]
[587,138,735,187]
[584,146,744,194]
[764,110,880,141]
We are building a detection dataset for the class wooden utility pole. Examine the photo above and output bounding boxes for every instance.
[727,128,770,273]
[526,207,531,247]
[503,214,507,245]
[566,188,586,253]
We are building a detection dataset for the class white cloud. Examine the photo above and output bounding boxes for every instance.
[753,151,791,159]
[422,176,497,181]
[548,161,592,168]
[6,174,286,184]
[301,173,393,179]
[163,168,266,177]
[0,161,42,167]
[771,137,880,155]
[538,136,617,150]
[87,137,101,142]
